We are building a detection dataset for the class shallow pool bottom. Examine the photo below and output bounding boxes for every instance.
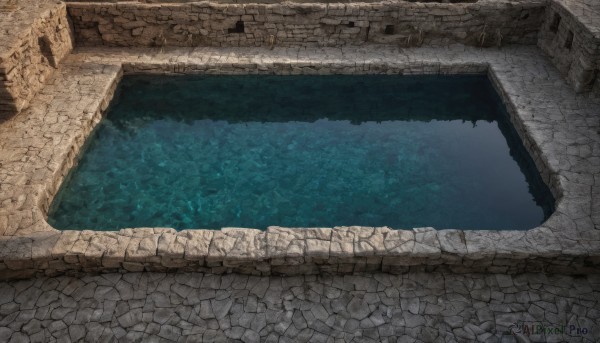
[48,74,554,231]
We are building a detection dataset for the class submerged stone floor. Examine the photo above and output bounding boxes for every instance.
[0,272,599,343]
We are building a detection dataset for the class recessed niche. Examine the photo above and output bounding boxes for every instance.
[550,13,561,33]
[564,31,573,49]
[384,25,394,35]
[587,69,599,86]
[228,21,245,34]
[38,35,56,68]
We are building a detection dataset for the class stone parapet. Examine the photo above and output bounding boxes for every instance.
[0,0,74,120]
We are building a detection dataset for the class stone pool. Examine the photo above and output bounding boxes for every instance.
[48,74,554,231]
[0,0,599,279]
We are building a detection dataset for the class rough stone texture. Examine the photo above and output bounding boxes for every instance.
[0,271,599,342]
[0,44,599,279]
[66,0,545,48]
[0,0,74,119]
[65,0,484,3]
[538,0,600,93]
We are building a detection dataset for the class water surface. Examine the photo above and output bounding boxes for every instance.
[48,75,554,230]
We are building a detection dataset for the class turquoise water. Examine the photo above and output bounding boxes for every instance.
[48,75,554,230]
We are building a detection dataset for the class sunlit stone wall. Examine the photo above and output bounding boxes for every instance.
[67,0,545,49]
[0,1,73,119]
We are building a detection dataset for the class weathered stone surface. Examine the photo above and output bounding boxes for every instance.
[383,229,415,256]
[66,0,545,51]
[412,227,441,258]
[538,0,600,93]
[0,0,73,119]
[210,228,266,261]
[182,230,213,261]
[347,297,370,320]
[157,232,187,259]
[102,233,131,268]
[438,229,468,256]
[125,229,162,263]
[267,227,332,259]
[354,227,388,256]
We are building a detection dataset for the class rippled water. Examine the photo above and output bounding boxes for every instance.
[48,75,554,230]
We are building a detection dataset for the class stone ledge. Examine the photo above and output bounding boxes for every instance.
[0,225,598,280]
[0,45,599,279]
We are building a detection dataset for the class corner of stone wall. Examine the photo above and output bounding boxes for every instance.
[0,2,75,120]
[537,0,600,93]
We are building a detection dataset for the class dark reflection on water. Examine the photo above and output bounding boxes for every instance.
[48,75,555,230]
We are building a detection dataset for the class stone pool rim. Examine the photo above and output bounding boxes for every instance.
[0,45,598,279]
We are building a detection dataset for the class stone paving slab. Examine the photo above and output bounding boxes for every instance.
[0,44,599,279]
[0,271,599,342]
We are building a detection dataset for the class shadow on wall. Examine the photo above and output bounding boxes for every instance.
[38,35,58,68]
[66,1,545,49]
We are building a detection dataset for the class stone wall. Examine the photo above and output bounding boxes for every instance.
[66,0,545,49]
[0,1,74,120]
[66,0,480,3]
[65,0,481,2]
[537,0,600,93]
